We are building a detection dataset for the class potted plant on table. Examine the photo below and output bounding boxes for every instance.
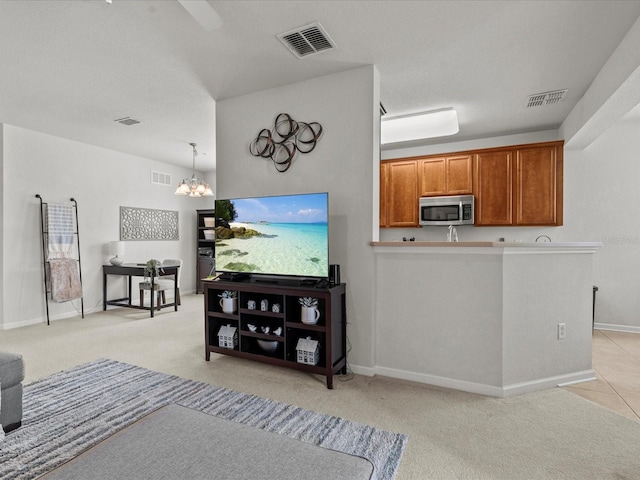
[218,290,238,314]
[298,296,320,325]
[143,259,164,283]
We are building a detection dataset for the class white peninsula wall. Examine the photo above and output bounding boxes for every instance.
[370,242,600,397]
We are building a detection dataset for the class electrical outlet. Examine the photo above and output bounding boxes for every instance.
[557,323,566,339]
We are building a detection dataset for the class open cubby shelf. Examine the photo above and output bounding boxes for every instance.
[204,279,346,389]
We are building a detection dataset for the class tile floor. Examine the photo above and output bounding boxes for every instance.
[564,329,640,421]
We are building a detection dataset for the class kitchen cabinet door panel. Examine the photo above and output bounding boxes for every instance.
[418,155,472,197]
[515,145,563,225]
[474,151,513,225]
[381,160,419,228]
[380,162,389,227]
[446,155,473,195]
[418,157,447,196]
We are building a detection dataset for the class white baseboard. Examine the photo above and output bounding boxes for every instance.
[556,372,599,387]
[594,323,640,334]
[1,310,81,330]
[505,370,596,396]
[349,365,375,377]
[349,364,596,398]
[2,291,197,330]
[374,366,504,397]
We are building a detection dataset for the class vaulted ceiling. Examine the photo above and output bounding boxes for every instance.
[1,0,639,171]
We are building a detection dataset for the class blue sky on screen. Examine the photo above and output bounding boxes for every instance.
[232,193,328,223]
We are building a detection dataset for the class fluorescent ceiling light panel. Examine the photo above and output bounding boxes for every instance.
[381,108,459,144]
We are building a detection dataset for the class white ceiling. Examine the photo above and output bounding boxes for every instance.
[1,0,640,172]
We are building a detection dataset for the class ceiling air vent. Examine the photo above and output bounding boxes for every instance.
[114,116,141,126]
[277,22,337,59]
[526,89,568,108]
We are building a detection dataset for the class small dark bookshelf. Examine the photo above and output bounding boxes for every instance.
[204,279,347,389]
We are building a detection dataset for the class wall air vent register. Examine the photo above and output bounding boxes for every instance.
[151,171,172,186]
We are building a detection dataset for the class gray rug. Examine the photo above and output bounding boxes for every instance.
[0,359,407,480]
[40,404,374,479]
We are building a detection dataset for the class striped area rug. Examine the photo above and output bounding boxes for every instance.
[0,359,407,480]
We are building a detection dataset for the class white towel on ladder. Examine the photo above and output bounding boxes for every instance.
[47,204,74,259]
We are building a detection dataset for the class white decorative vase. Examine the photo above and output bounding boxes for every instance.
[109,256,124,266]
[219,297,237,314]
[301,306,320,325]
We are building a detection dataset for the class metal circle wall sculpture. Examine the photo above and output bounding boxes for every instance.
[249,113,323,172]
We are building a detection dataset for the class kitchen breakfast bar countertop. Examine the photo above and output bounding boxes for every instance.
[370,241,602,248]
[369,240,601,397]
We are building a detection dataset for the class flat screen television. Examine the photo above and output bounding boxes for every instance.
[214,192,329,283]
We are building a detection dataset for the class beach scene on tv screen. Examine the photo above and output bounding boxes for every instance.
[214,193,329,277]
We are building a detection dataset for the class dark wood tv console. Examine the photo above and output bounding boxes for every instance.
[204,279,347,389]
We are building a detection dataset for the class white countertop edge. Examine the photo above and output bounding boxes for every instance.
[370,241,602,255]
[373,246,501,255]
[501,244,601,255]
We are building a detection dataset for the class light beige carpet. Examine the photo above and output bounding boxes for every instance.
[402,386,640,479]
[2,294,640,479]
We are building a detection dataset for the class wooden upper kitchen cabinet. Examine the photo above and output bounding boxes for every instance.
[473,149,513,225]
[380,159,419,227]
[380,140,563,228]
[380,161,389,227]
[473,141,563,226]
[418,155,472,197]
[514,143,563,225]
[379,154,471,229]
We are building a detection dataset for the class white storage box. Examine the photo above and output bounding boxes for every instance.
[204,217,215,228]
[203,230,215,240]
[218,324,238,349]
[296,336,319,366]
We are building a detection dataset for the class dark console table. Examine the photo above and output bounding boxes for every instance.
[204,279,347,389]
[103,264,179,318]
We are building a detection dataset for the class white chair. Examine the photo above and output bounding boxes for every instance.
[157,259,182,306]
[138,280,164,310]
[138,259,182,309]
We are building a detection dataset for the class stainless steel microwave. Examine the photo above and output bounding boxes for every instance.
[419,195,474,226]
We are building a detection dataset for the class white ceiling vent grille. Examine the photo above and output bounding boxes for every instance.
[114,116,141,126]
[277,22,337,59]
[151,170,172,187]
[526,89,568,108]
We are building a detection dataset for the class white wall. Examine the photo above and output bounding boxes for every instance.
[375,250,504,387]
[501,251,593,388]
[1,125,213,329]
[373,245,596,396]
[0,126,4,324]
[216,66,380,369]
[564,113,640,331]
[381,130,560,161]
